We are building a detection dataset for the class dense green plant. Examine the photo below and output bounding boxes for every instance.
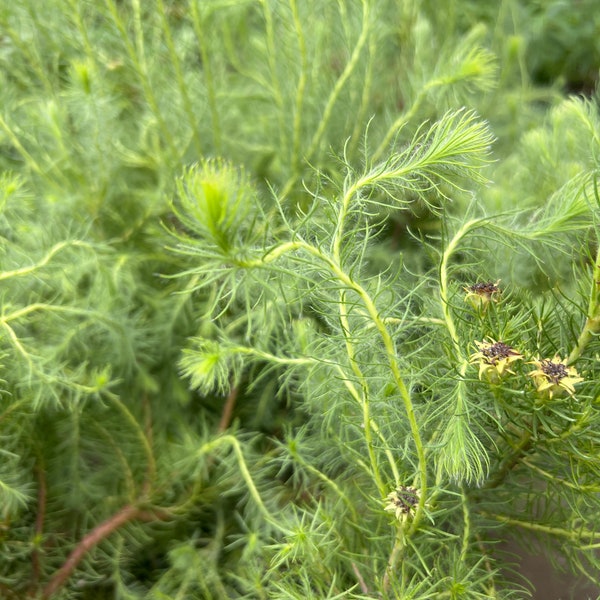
[525,0,600,93]
[1,0,600,599]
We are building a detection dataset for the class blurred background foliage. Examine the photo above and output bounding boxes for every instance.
[0,0,599,597]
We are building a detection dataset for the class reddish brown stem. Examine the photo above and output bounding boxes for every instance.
[142,394,155,495]
[30,463,47,591]
[351,562,369,595]
[218,386,238,432]
[42,505,164,599]
[0,583,19,600]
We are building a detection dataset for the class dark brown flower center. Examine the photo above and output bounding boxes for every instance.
[468,282,500,295]
[481,342,515,363]
[391,487,419,514]
[540,360,568,383]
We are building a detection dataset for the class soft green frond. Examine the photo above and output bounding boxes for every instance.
[172,159,259,256]
[428,24,499,97]
[360,109,494,209]
[433,383,490,486]
[2,1,600,598]
[0,468,33,518]
[178,338,241,396]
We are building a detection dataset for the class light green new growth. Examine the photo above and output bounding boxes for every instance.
[1,0,600,598]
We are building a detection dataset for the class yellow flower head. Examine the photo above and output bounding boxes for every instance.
[529,355,583,400]
[384,486,421,523]
[464,280,501,310]
[470,339,523,383]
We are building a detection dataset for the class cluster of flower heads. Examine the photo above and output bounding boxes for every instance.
[464,280,501,310]
[384,281,586,523]
[384,485,421,523]
[465,281,584,400]
[470,339,522,383]
[528,356,583,399]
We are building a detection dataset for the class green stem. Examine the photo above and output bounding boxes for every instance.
[289,0,308,174]
[568,242,600,364]
[0,113,44,176]
[480,511,600,542]
[104,0,177,159]
[372,86,428,164]
[198,435,278,527]
[279,0,371,200]
[338,291,385,495]
[347,38,375,162]
[292,451,360,523]
[156,0,203,157]
[335,365,401,485]
[521,457,600,492]
[434,219,494,485]
[243,240,427,525]
[372,64,462,165]
[231,345,316,366]
[332,181,361,263]
[483,431,532,489]
[0,240,94,281]
[109,396,157,492]
[331,172,388,494]
[545,405,592,443]
[189,2,222,153]
[460,485,471,563]
[439,218,487,364]
[259,0,288,159]
[305,0,370,161]
[382,527,405,592]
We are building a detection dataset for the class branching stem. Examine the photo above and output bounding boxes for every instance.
[460,485,471,564]
[439,218,487,364]
[383,527,405,591]
[198,435,277,527]
[483,430,532,489]
[218,386,239,432]
[0,240,94,281]
[243,239,428,525]
[42,505,168,599]
[480,511,600,543]
[280,0,371,199]
[110,396,157,492]
[189,2,222,152]
[335,365,401,485]
[568,242,600,364]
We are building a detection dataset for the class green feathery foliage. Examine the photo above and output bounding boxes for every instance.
[1,0,600,599]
